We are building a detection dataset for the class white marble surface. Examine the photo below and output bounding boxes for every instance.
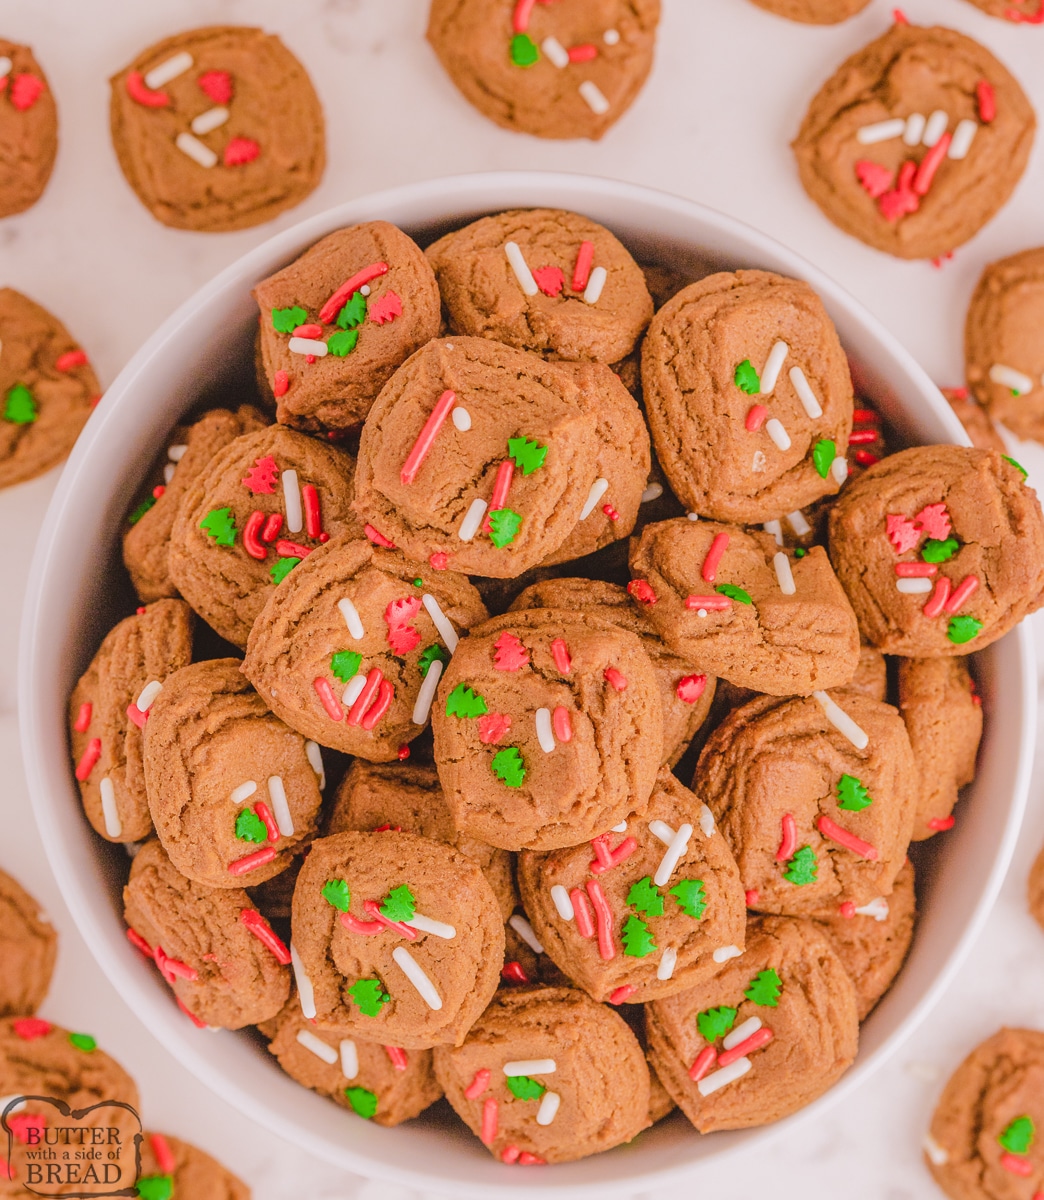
[2,1,1044,1197]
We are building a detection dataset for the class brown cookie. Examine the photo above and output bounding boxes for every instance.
[425,209,653,362]
[696,693,917,915]
[960,0,1044,20]
[431,609,662,851]
[630,518,860,695]
[426,1,660,141]
[745,0,871,21]
[254,223,442,431]
[69,599,194,844]
[827,446,1044,656]
[264,996,442,1126]
[109,26,324,232]
[518,769,746,1003]
[0,288,100,490]
[1030,845,1044,934]
[143,658,323,888]
[847,643,888,702]
[168,425,362,647]
[123,840,290,1029]
[433,986,651,1163]
[0,869,56,1018]
[942,387,1007,453]
[0,42,56,218]
[641,271,854,522]
[353,337,601,577]
[793,24,1036,261]
[965,248,1044,443]
[615,1004,676,1123]
[137,1131,249,1200]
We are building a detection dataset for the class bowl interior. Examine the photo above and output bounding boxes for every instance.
[19,173,1036,1198]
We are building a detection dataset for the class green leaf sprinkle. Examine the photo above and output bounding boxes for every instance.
[344,1086,378,1119]
[328,329,360,357]
[128,496,157,525]
[235,808,267,844]
[379,885,416,923]
[445,683,488,718]
[669,879,707,919]
[836,773,872,812]
[1003,455,1028,480]
[331,650,362,683]
[136,1176,173,1200]
[622,915,657,957]
[734,359,760,395]
[744,968,782,1007]
[921,537,959,564]
[627,875,664,917]
[784,845,818,886]
[418,644,450,677]
[348,978,389,1017]
[488,507,522,548]
[507,437,548,475]
[199,506,236,547]
[716,582,752,605]
[322,879,350,912]
[999,1115,1035,1155]
[4,383,37,425]
[270,556,300,584]
[272,306,308,333]
[68,1032,96,1053]
[813,439,836,480]
[510,33,540,67]
[491,746,526,788]
[506,1075,546,1100]
[948,615,982,645]
[696,1006,736,1043]
[336,292,368,330]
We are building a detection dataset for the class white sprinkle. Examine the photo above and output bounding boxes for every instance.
[100,777,122,838]
[772,551,797,596]
[989,363,1034,395]
[167,443,188,461]
[504,241,538,296]
[412,657,443,726]
[657,947,678,981]
[290,943,316,1019]
[360,285,371,297]
[296,1028,337,1065]
[164,463,176,484]
[854,897,890,922]
[903,112,926,145]
[584,266,608,305]
[897,577,932,594]
[288,337,328,357]
[759,341,789,394]
[421,593,459,652]
[813,690,869,749]
[786,509,811,536]
[699,805,716,837]
[649,819,676,846]
[604,28,621,44]
[144,51,194,89]
[392,946,442,1010]
[282,469,303,533]
[230,781,257,805]
[789,367,823,419]
[268,775,294,837]
[337,597,365,640]
[458,498,488,541]
[752,449,767,473]
[696,608,708,618]
[124,841,143,859]
[765,418,791,451]
[923,109,949,147]
[948,118,978,160]
[856,117,907,145]
[175,132,217,169]
[509,914,544,953]
[923,1133,949,1166]
[579,80,610,115]
[305,741,326,790]
[343,674,367,707]
[723,1017,762,1051]
[686,511,700,522]
[550,885,574,920]
[191,106,229,135]
[713,945,742,964]
[406,912,456,939]
[135,680,163,712]
[339,1039,359,1080]
[831,456,848,484]
[536,1091,561,1126]
[654,822,693,887]
[612,821,628,833]
[535,707,556,753]
[542,36,569,68]
[0,58,12,80]
[504,1059,556,1076]
[640,482,663,503]
[580,477,610,519]
[763,519,783,547]
[698,1057,751,1096]
[451,405,472,431]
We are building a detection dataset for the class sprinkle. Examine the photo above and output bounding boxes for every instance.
[776,813,797,862]
[548,638,572,676]
[578,476,611,520]
[508,913,544,953]
[855,897,890,921]
[977,80,996,123]
[534,707,556,753]
[765,418,791,451]
[676,674,707,705]
[421,593,459,652]
[99,777,122,838]
[922,110,949,147]
[1000,1153,1032,1177]
[579,80,610,115]
[392,946,442,1009]
[12,1017,51,1041]
[928,815,955,831]
[839,901,856,918]
[401,389,456,485]
[817,815,879,860]
[300,484,322,540]
[831,457,848,484]
[945,575,978,613]
[698,1057,752,1096]
[542,36,569,67]
[786,509,811,536]
[604,667,628,691]
[337,597,365,640]
[332,1039,358,1080]
[788,367,823,419]
[314,677,344,722]
[923,576,952,618]
[55,349,89,373]
[584,266,608,305]
[502,1145,521,1164]
[745,889,759,905]
[551,706,573,745]
[267,775,294,837]
[505,242,538,296]
[0,56,11,80]
[989,363,1034,394]
[253,800,279,842]
[144,51,193,90]
[536,1091,561,1126]
[405,913,456,939]
[896,562,937,577]
[723,1017,763,1051]
[512,0,537,31]
[948,119,978,161]
[228,847,277,876]
[191,106,229,135]
[688,1047,718,1082]
[914,132,953,195]
[586,879,616,960]
[481,1097,498,1145]
[685,594,731,613]
[360,679,394,731]
[654,823,693,887]
[504,1058,556,1076]
[230,781,257,804]
[591,835,637,875]
[175,132,217,168]
[73,702,92,732]
[657,946,678,981]
[568,887,594,937]
[857,118,907,145]
[649,819,676,846]
[412,657,443,725]
[687,512,700,521]
[773,551,796,595]
[288,337,327,357]
[241,909,291,964]
[125,71,169,107]
[319,264,388,324]
[280,469,303,534]
[483,460,515,533]
[569,43,598,62]
[813,691,869,749]
[550,885,574,920]
[458,498,488,541]
[609,985,637,1005]
[261,513,283,542]
[923,1133,949,1166]
[898,578,933,594]
[75,738,101,781]
[290,943,317,1019]
[572,241,595,292]
[452,406,472,431]
[701,532,730,583]
[744,404,768,432]
[149,1135,175,1176]
[128,703,149,730]
[718,1026,773,1067]
[699,805,716,837]
[466,1069,491,1099]
[604,28,621,43]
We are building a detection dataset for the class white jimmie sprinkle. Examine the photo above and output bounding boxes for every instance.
[421,593,459,652]
[948,119,978,160]
[923,109,949,147]
[100,777,122,838]
[282,469,303,533]
[698,1057,751,1096]
[856,117,907,145]
[814,690,869,749]
[508,914,544,953]
[412,657,443,726]
[903,112,926,145]
[723,1017,762,1050]
[581,477,610,519]
[535,707,556,753]
[267,775,294,837]
[990,363,1034,395]
[923,1133,949,1166]
[579,80,610,115]
[713,945,742,964]
[541,36,569,68]
[392,946,442,1010]
[339,1039,359,1080]
[144,51,194,89]
[504,241,538,296]
[897,577,932,594]
[230,781,257,805]
[290,943,316,1019]
[649,819,676,846]
[699,805,716,837]
[536,1091,561,1126]
[773,551,796,596]
[504,1059,556,1076]
[342,674,367,707]
[458,498,488,542]
[640,482,663,503]
[175,132,217,169]
[654,823,693,887]
[657,947,678,981]
[550,885,574,920]
[790,367,823,419]
[405,913,456,939]
[288,337,328,357]
[759,341,789,394]
[583,266,608,305]
[855,897,890,921]
[135,680,163,712]
[296,1028,337,1065]
[831,457,848,484]
[763,518,783,546]
[451,405,472,431]
[765,418,791,452]
[191,106,229,135]
[337,597,365,640]
[305,741,326,790]
[786,509,811,536]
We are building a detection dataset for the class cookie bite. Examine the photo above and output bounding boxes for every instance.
[0,41,56,217]
[136,1131,249,1200]
[426,1,660,141]
[629,518,860,695]
[827,446,1044,655]
[254,222,441,431]
[646,916,858,1131]
[352,337,600,576]
[641,271,854,522]
[745,0,871,22]
[69,599,194,844]
[431,609,662,851]
[291,831,504,1049]
[168,425,362,647]
[696,693,917,916]
[433,986,651,1163]
[0,869,56,1018]
[517,769,746,1003]
[793,23,1035,260]
[109,26,324,231]
[143,658,323,888]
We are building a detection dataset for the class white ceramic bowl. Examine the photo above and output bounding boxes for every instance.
[19,173,1037,1198]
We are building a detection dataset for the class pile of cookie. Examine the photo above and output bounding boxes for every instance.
[66,206,1044,1166]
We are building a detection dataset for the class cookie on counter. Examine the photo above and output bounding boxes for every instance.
[427,0,660,141]
[827,446,1044,655]
[109,26,324,232]
[960,0,1044,21]
[942,387,1007,453]
[745,0,871,22]
[143,658,323,888]
[431,609,662,851]
[433,986,651,1163]
[254,222,441,432]
[168,425,362,647]
[0,868,56,1018]
[425,209,653,362]
[0,41,56,218]
[69,599,194,844]
[641,271,854,523]
[0,288,100,489]
[136,1131,250,1200]
[793,23,1035,261]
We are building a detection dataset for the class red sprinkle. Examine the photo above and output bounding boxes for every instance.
[1001,1153,1033,1177]
[198,69,233,104]
[879,160,919,222]
[177,996,207,1028]
[361,679,395,731]
[718,1026,774,1068]
[154,944,198,983]
[571,887,596,938]
[892,7,909,21]
[369,292,403,325]
[273,370,289,398]
[152,485,166,499]
[261,513,283,543]
[293,323,323,339]
[945,575,979,614]
[478,712,512,744]
[347,668,383,726]
[228,847,277,876]
[776,813,797,863]
[602,503,619,521]
[853,408,879,423]
[136,606,147,615]
[364,524,396,549]
[568,43,598,62]
[319,263,389,325]
[914,132,953,197]
[552,706,573,742]
[242,511,268,561]
[590,834,613,869]
[518,1152,546,1165]
[928,815,956,831]
[13,1017,52,1041]
[340,911,384,936]
[74,702,92,732]
[254,801,279,843]
[572,241,595,292]
[302,484,322,539]
[126,703,148,730]
[839,901,856,919]
[685,594,732,611]
[923,576,952,619]
[896,562,937,577]
[75,737,101,781]
[125,71,169,107]
[609,985,637,1004]
[481,1097,498,1145]
[8,1112,45,1145]
[1005,4,1044,20]
[604,667,628,691]
[550,637,572,674]
[150,1134,176,1175]
[628,578,657,605]
[430,552,448,570]
[126,927,153,959]
[501,1145,521,1165]
[275,539,311,559]
[313,677,344,722]
[848,429,878,445]
[55,349,88,372]
[977,80,996,123]
[397,745,410,760]
[224,137,260,167]
[532,265,565,297]
[513,0,537,30]
[688,1046,718,1082]
[855,450,881,467]
[9,72,44,111]
[817,815,879,861]
[591,835,638,875]
[384,1045,409,1072]
[744,889,759,906]
[855,159,894,199]
[401,389,457,485]
[701,532,730,584]
[745,404,768,432]
[364,898,417,939]
[482,459,515,532]
[465,1068,491,1099]
[676,674,707,704]
[501,961,531,984]
[586,878,616,961]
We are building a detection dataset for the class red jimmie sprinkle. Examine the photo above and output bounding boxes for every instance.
[701,532,730,583]
[302,484,322,539]
[855,450,881,467]
[550,637,572,674]
[126,927,153,959]
[243,511,267,561]
[518,1152,546,1165]
[1005,5,1044,21]
[275,539,311,559]
[914,132,953,196]
[718,1026,773,1068]
[293,323,323,339]
[254,800,279,842]
[384,1045,409,1071]
[892,7,909,22]
[401,389,456,485]
[853,408,879,423]
[149,1135,176,1175]
[895,562,937,577]
[590,833,613,870]
[126,703,147,730]
[1000,1153,1033,1177]
[224,138,260,167]
[154,944,198,983]
[364,524,396,549]
[361,679,395,731]
[261,513,283,543]
[13,1017,52,1041]
[776,813,797,862]
[273,370,289,398]
[481,1097,498,1145]
[502,1145,521,1165]
[319,263,389,325]
[347,669,384,726]
[572,241,595,292]
[945,575,979,614]
[628,578,657,605]
[586,878,616,961]
[590,836,637,875]
[482,459,515,532]
[817,815,879,861]
[569,43,598,62]
[177,996,207,1028]
[685,594,731,611]
[125,71,169,107]
[501,961,530,984]
[923,576,952,618]
[513,0,537,30]
[240,911,292,964]
[848,429,878,445]
[313,677,343,722]
[604,667,628,691]
[363,897,417,939]
[227,847,277,877]
[55,349,88,372]
[745,404,768,432]
[744,889,759,906]
[839,901,856,918]
[74,702,92,732]
[571,887,596,938]
[609,985,637,1004]
[928,815,956,831]
[340,910,383,935]
[552,706,573,742]
[976,80,996,123]
[465,1069,491,1099]
[676,674,707,704]
[75,738,102,781]
[688,1046,717,1082]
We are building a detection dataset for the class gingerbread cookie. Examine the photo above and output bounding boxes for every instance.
[793,23,1036,260]
[254,222,441,431]
[110,26,324,232]
[517,769,746,1003]
[431,609,662,851]
[0,42,56,218]
[425,209,652,363]
[0,288,100,489]
[1030,846,1044,935]
[168,425,362,647]
[641,271,854,522]
[427,1,660,141]
[961,0,1044,21]
[943,387,1006,453]
[433,986,650,1163]
[69,599,194,844]
[965,248,1044,443]
[0,869,55,1018]
[847,643,888,702]
[696,692,917,915]
[352,337,601,577]
[143,658,323,888]
[827,446,1044,655]
[746,0,871,21]
[290,831,504,1049]
[630,518,860,695]
[136,1131,249,1200]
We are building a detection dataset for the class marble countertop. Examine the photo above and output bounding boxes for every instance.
[3,1,1044,1197]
